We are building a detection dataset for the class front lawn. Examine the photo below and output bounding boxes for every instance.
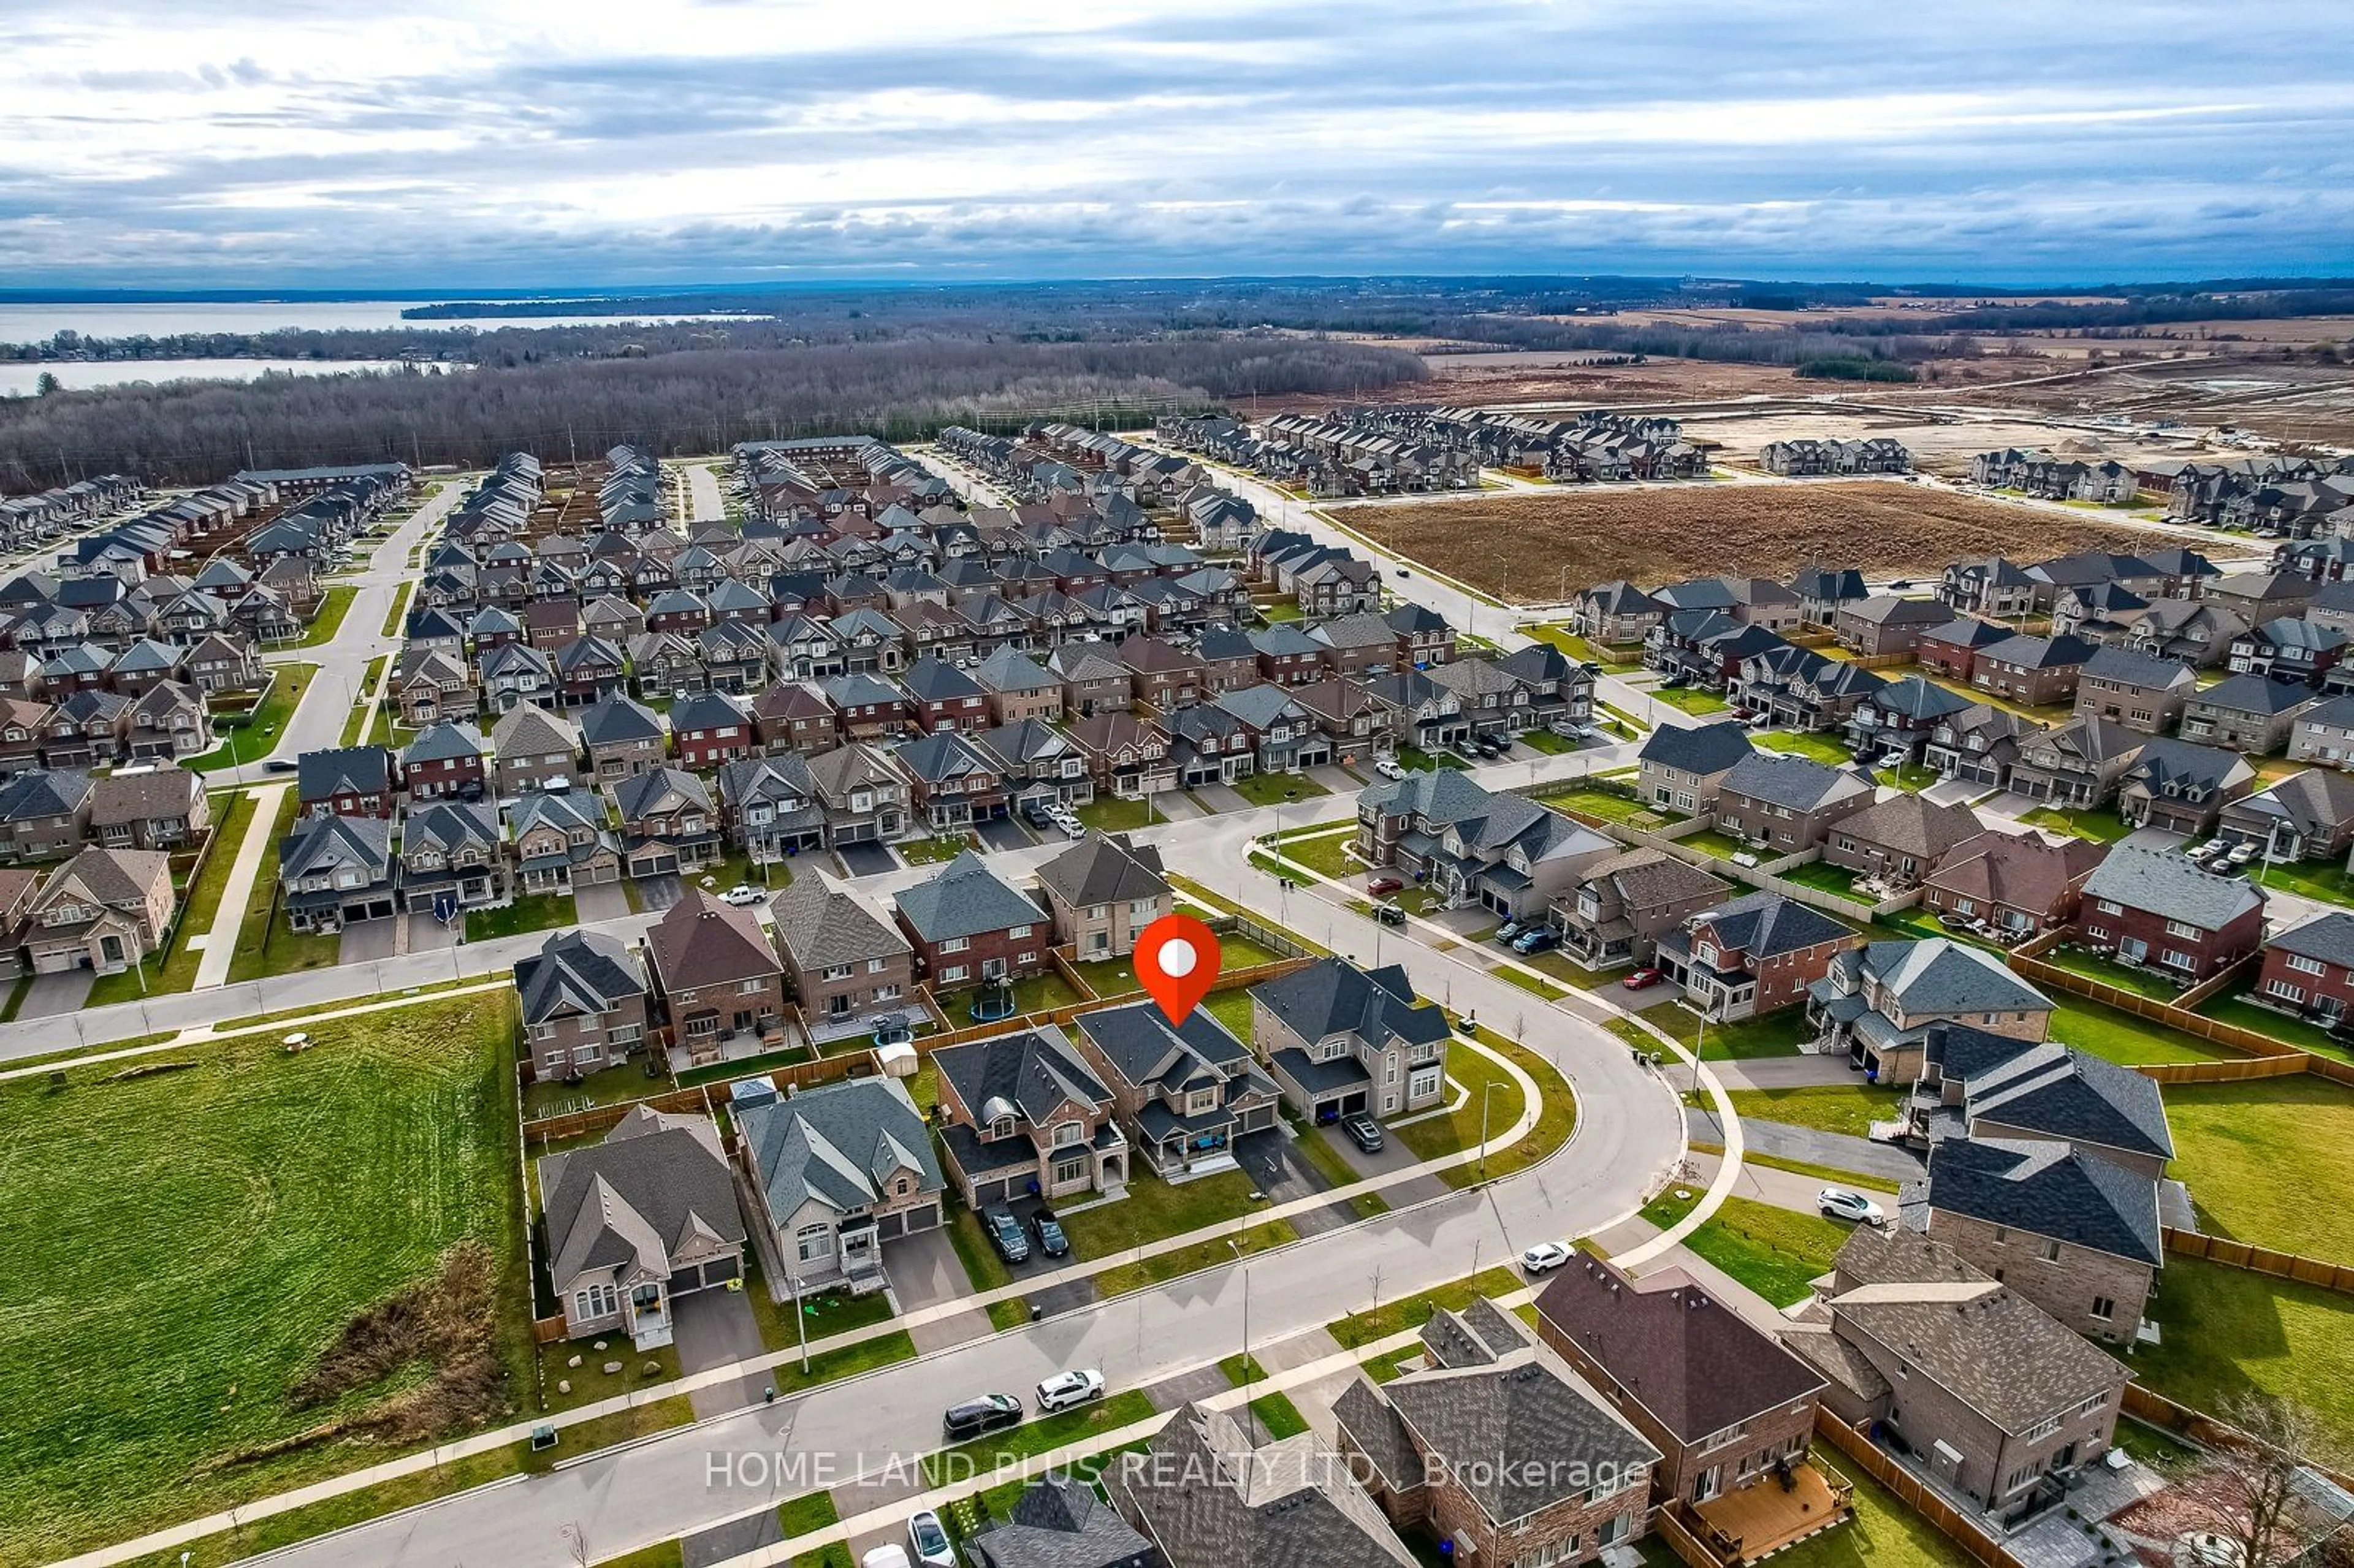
[1395,745,1469,773]
[2248,856,2354,906]
[2164,1076,2354,1261]
[0,992,527,1561]
[1755,730,1854,765]
[1266,827,1357,880]
[291,583,361,647]
[899,832,975,866]
[1327,1266,1523,1350]
[1726,1082,1908,1140]
[463,892,576,943]
[1634,1002,1813,1060]
[1650,686,1730,716]
[1230,771,1330,808]
[2021,806,2135,845]
[1058,1165,1280,1263]
[1074,794,1158,833]
[2136,1256,2354,1456]
[1873,763,1941,793]
[1674,1194,1849,1308]
[2047,998,2234,1067]
[1525,625,1641,671]
[226,787,342,982]
[188,664,316,773]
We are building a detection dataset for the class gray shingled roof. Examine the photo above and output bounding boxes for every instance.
[1720,750,1873,813]
[738,1076,942,1221]
[895,851,1045,943]
[2081,843,2263,932]
[514,929,646,1025]
[539,1109,743,1290]
[1251,958,1449,1052]
[2266,910,2354,971]
[933,1024,1112,1132]
[1918,1136,2163,1266]
[1035,831,1168,909]
[1637,721,1756,775]
[770,875,911,969]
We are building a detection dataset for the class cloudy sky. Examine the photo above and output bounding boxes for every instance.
[4,0,2350,289]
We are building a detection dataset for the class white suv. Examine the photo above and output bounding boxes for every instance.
[1035,1368,1106,1413]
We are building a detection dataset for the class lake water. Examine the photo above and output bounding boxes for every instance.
[0,358,412,397]
[0,299,768,342]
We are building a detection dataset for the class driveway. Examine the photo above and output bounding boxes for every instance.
[1686,1105,1925,1187]
[888,1227,996,1352]
[1307,764,1362,794]
[1189,783,1249,814]
[406,913,457,954]
[1151,791,1209,822]
[1230,1130,1366,1238]
[338,917,396,965]
[973,816,1035,851]
[672,1287,767,1420]
[15,969,91,1020]
[572,880,630,922]
[634,873,685,913]
[835,843,896,878]
[1327,1121,1452,1210]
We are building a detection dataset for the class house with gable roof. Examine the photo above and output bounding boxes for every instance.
[735,1073,944,1296]
[1808,937,2055,1081]
[932,1024,1126,1206]
[1071,998,1282,1176]
[1250,957,1450,1124]
[512,928,651,1080]
[893,850,1048,991]
[536,1105,745,1350]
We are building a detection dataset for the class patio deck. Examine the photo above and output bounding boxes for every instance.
[1690,1461,1853,1563]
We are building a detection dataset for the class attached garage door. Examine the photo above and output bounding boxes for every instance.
[972,1176,1013,1208]
[581,861,619,884]
[904,1201,942,1233]
[874,1211,904,1241]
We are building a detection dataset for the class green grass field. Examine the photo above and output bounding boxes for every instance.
[1676,1195,1849,1307]
[2164,1076,2354,1262]
[1230,771,1330,808]
[1755,730,1854,765]
[188,664,316,774]
[227,788,341,981]
[292,584,362,648]
[2047,998,2236,1067]
[0,992,525,1561]
[2136,1256,2354,1457]
[1726,1082,1908,1140]
[1773,1447,1973,1568]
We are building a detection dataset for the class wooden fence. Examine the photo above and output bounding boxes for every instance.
[2163,1227,2354,1298]
[1811,1413,2022,1568]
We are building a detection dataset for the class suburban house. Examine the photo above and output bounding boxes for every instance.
[1072,998,1283,1176]
[0,768,93,859]
[1109,1400,1417,1568]
[1970,633,2095,707]
[395,799,505,913]
[1906,1024,2174,1181]
[1780,1228,2132,1524]
[769,875,915,1035]
[508,789,623,894]
[1635,722,1756,815]
[297,744,397,818]
[964,1476,1156,1568]
[19,845,174,974]
[645,888,788,1059]
[2255,911,2354,1026]
[2286,693,2354,767]
[536,1106,745,1350]
[1919,830,2107,940]
[400,721,489,804]
[2006,717,2145,809]
[1035,830,1171,959]
[1834,596,1952,657]
[1808,938,2055,1081]
[931,1024,1127,1206]
[512,928,652,1081]
[2112,737,2257,837]
[612,766,720,877]
[1655,891,1856,1020]
[1551,847,1732,972]
[734,1073,944,1297]
[1355,767,1613,919]
[277,812,397,931]
[2177,674,2317,754]
[490,704,584,797]
[1536,1254,1833,1520]
[1823,794,1983,889]
[1334,1300,1661,1568]
[579,693,671,782]
[1712,752,1874,853]
[2074,844,2266,984]
[1251,957,1450,1124]
[2071,647,2196,735]
[2218,767,2354,864]
[87,765,208,850]
[892,850,1049,991]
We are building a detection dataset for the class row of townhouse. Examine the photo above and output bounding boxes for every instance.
[0,473,143,550]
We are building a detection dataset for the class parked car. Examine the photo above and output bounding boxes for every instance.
[1818,1187,1886,1225]
[720,884,764,907]
[1021,800,1056,827]
[1341,1113,1384,1153]
[1371,902,1406,926]
[983,1205,1032,1264]
[1496,919,1526,943]
[1032,1208,1070,1258]
[1510,926,1559,954]
[907,1510,956,1568]
[1520,1241,1572,1275]
[1035,1368,1106,1412]
[263,758,299,774]
[1373,756,1407,781]
[1366,875,1403,896]
[942,1392,1023,1441]
[1622,967,1665,991]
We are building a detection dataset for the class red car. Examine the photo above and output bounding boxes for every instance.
[1366,875,1404,896]
[1621,967,1666,991]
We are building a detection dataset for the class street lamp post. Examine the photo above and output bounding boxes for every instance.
[1227,1238,1254,1442]
[788,1266,810,1374]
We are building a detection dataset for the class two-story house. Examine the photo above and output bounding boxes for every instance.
[297,744,397,819]
[612,766,720,877]
[1713,752,1873,853]
[1656,891,1857,1020]
[2113,737,2257,837]
[512,929,652,1081]
[893,850,1048,992]
[2075,844,2266,984]
[1551,847,1733,971]
[735,1073,943,1297]
[2073,647,2195,736]
[1036,831,1170,959]
[1807,937,2055,1081]
[508,789,623,894]
[489,704,582,797]
[1251,957,1450,1124]
[277,812,397,931]
[932,1024,1127,1207]
[769,875,915,1036]
[2006,716,2144,809]
[645,888,787,1059]
[1919,829,2107,941]
[579,693,669,782]
[1071,999,1284,1176]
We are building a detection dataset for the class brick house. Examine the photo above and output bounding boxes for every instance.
[903,656,992,732]
[1550,848,1732,971]
[2178,674,2317,754]
[400,721,488,804]
[2075,845,2266,984]
[535,1106,744,1350]
[1833,596,1952,657]
[1536,1254,1830,1514]
[2113,738,2257,837]
[931,1024,1127,1206]
[668,690,757,771]
[1808,938,2055,1081]
[1036,831,1170,959]
[612,766,720,877]
[1971,633,2095,707]
[88,764,210,850]
[1916,616,2013,683]
[20,845,175,973]
[736,1075,943,1297]
[2255,911,2354,1026]
[2218,767,2354,864]
[579,693,670,782]
[489,704,582,797]
[2073,647,2195,735]
[1823,794,1983,888]
[769,875,915,1035]
[296,745,397,818]
[512,928,652,1080]
[1334,1300,1659,1568]
[1110,1401,1415,1568]
[1070,999,1283,1176]
[1780,1228,2131,1524]
[1919,830,2106,940]
[1251,957,1450,1124]
[892,850,1048,991]
[1634,722,1755,815]
[1712,752,1873,853]
[1655,892,1857,1021]
[645,888,788,1059]
[751,680,838,755]
[2006,717,2144,809]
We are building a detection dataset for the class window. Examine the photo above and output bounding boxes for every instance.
[737,978,765,995]
[939,937,970,954]
[2024,1414,2061,1442]
[939,965,969,984]
[2266,980,2306,1003]
[2040,1238,2062,1262]
[2164,919,2203,940]
[2090,1296,2115,1322]
[2286,953,2328,977]
[795,1224,833,1263]
[1053,1156,1087,1187]
[609,1024,641,1045]
[1009,924,1032,940]
[533,1022,558,1041]
[868,957,888,974]
[2096,899,2124,915]
[574,1283,617,1320]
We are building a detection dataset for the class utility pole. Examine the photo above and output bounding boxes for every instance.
[1228,1238,1254,1442]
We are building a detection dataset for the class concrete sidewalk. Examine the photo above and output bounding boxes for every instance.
[189,783,288,991]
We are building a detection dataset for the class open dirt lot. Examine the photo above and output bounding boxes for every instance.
[1332,482,2156,601]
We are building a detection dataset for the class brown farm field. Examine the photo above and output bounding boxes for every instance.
[1334,482,2145,601]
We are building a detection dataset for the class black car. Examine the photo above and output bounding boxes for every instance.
[983,1205,1031,1265]
[1341,1113,1385,1154]
[1031,1208,1070,1258]
[942,1393,1023,1441]
[1371,902,1406,927]
[262,758,299,774]
[456,779,485,803]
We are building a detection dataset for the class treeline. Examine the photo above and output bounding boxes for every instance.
[1924,289,2354,332]
[1795,356,1918,382]
[0,337,1425,489]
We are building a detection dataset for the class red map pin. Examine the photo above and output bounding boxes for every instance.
[1135,913,1221,1025]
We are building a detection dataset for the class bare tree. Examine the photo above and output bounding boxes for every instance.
[2173,1393,2352,1568]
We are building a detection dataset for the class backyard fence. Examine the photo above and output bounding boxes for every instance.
[1811,1412,2024,1568]
[2162,1227,2354,1299]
